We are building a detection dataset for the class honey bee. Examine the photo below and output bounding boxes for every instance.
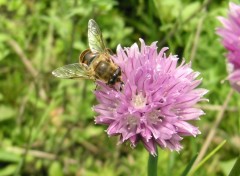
[52,19,122,86]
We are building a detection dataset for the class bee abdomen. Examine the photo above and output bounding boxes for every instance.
[80,49,96,66]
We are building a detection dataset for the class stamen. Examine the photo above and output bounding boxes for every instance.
[126,115,138,130]
[132,92,147,109]
[147,110,163,124]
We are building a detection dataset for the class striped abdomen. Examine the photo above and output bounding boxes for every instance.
[79,49,97,66]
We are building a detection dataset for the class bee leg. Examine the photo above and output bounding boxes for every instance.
[94,84,99,91]
[94,79,99,91]
[119,81,124,91]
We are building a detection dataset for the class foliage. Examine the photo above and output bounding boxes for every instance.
[0,0,239,175]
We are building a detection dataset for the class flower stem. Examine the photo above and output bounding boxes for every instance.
[148,149,158,176]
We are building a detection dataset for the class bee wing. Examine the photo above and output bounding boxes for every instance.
[88,19,106,54]
[52,63,94,79]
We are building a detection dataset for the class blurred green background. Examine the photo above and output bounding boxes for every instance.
[0,0,239,175]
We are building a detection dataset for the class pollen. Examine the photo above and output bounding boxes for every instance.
[147,110,163,124]
[126,115,138,130]
[132,92,147,109]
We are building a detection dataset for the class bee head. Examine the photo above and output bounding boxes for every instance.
[108,67,122,85]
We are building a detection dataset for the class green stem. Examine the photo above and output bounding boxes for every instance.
[148,149,158,176]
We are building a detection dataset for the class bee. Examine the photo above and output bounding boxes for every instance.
[52,19,122,86]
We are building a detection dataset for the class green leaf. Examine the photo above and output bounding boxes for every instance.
[66,7,88,18]
[229,155,240,176]
[153,0,181,23]
[0,106,16,122]
[182,2,200,21]
[0,0,7,5]
[0,164,18,176]
[0,150,21,162]
[48,162,63,176]
[83,126,103,139]
[0,34,9,41]
[220,158,237,175]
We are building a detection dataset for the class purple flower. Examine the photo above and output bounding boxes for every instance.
[216,2,240,92]
[93,39,208,156]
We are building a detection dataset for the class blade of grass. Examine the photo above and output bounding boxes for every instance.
[189,140,226,175]
[181,154,198,176]
[192,89,234,169]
